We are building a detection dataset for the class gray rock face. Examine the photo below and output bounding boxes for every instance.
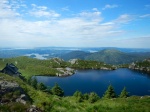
[27,105,42,112]
[0,80,20,96]
[129,59,150,73]
[16,94,28,104]
[0,78,30,105]
[69,59,78,64]
[56,67,74,77]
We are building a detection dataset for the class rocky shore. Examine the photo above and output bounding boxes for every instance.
[56,67,74,77]
[129,59,150,73]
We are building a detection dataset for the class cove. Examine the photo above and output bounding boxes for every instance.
[35,68,150,97]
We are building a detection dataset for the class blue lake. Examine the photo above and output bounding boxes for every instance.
[36,68,150,97]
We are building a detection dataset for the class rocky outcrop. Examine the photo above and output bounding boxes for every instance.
[27,105,42,112]
[0,80,20,95]
[56,67,74,77]
[129,59,150,73]
[69,59,78,64]
[0,77,30,105]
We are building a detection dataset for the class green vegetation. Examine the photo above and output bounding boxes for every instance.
[131,59,150,68]
[51,83,64,97]
[85,49,139,65]
[129,59,150,74]
[61,49,150,65]
[0,56,150,111]
[37,82,47,91]
[88,92,100,103]
[62,51,90,61]
[0,73,150,112]
[0,56,115,80]
[0,56,70,79]
[103,85,116,99]
[73,91,100,103]
[119,87,129,98]
[70,59,116,70]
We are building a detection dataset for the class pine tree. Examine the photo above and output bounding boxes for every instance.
[88,92,100,103]
[73,91,83,102]
[83,93,89,100]
[37,82,47,91]
[103,85,116,99]
[31,78,38,89]
[119,87,129,98]
[51,83,64,97]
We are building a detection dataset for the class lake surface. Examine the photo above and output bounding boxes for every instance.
[35,68,150,97]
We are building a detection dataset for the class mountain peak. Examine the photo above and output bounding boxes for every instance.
[100,49,122,53]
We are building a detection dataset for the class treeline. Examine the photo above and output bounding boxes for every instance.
[28,77,64,97]
[73,85,128,103]
[28,77,129,103]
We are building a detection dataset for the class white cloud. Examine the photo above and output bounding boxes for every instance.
[102,4,118,10]
[114,14,134,24]
[140,14,150,18]
[29,4,60,18]
[78,10,102,22]
[92,8,98,11]
[0,0,147,48]
[0,0,20,19]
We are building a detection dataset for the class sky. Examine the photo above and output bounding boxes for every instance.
[0,0,150,48]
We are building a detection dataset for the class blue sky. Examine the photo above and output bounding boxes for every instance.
[0,0,150,48]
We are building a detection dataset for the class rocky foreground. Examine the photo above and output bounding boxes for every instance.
[0,76,42,112]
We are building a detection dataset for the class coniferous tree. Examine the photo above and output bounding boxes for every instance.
[73,90,82,97]
[37,82,47,91]
[51,83,64,97]
[73,91,83,102]
[88,92,100,103]
[83,93,89,100]
[103,85,116,99]
[119,87,129,98]
[31,78,38,89]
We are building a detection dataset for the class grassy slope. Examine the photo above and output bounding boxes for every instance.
[1,73,150,112]
[0,57,150,111]
[0,56,68,79]
[0,56,115,79]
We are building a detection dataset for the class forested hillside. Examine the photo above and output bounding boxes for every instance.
[62,49,150,65]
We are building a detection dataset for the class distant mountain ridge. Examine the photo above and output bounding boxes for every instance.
[85,49,137,65]
[61,49,150,65]
[61,51,90,61]
[0,47,150,65]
